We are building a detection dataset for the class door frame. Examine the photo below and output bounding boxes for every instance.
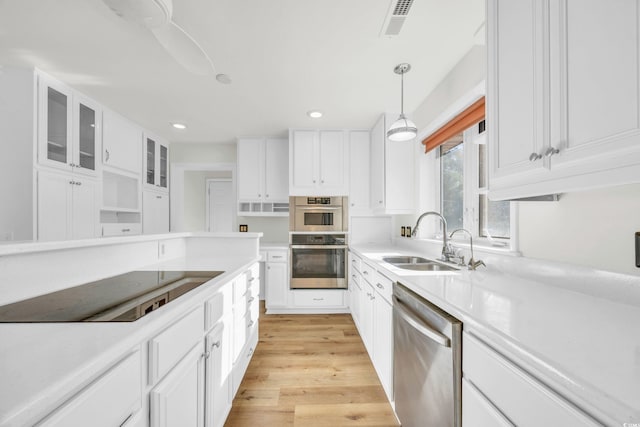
[170,162,237,232]
[205,178,234,232]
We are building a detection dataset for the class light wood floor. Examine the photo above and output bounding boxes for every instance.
[224,302,400,427]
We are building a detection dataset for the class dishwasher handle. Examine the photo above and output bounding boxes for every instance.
[393,295,451,347]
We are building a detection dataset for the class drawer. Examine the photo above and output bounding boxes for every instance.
[101,223,141,237]
[462,378,513,427]
[372,271,393,303]
[205,284,232,331]
[350,270,360,287]
[38,350,141,427]
[350,252,362,272]
[292,290,345,307]
[149,307,204,385]
[267,250,288,262]
[463,333,599,426]
[233,274,249,304]
[361,262,375,284]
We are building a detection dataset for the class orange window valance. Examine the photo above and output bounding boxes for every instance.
[421,97,485,153]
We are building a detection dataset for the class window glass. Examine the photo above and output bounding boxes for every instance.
[437,120,511,244]
[440,138,464,232]
[479,195,510,239]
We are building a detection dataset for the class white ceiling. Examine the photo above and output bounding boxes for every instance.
[0,0,484,144]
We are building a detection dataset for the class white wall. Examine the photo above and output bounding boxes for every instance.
[171,143,236,163]
[170,142,290,241]
[518,184,640,275]
[237,216,289,243]
[409,45,640,276]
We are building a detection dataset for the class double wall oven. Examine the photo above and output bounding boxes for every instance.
[289,196,348,289]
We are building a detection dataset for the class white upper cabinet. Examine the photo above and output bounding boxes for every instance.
[348,130,371,213]
[488,0,640,200]
[38,75,101,177]
[102,109,142,175]
[289,129,348,196]
[144,133,169,192]
[370,114,414,214]
[237,138,288,215]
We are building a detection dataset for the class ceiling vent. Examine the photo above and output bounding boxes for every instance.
[380,0,415,37]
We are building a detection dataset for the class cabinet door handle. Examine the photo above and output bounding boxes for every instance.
[265,194,269,198]
[312,180,316,184]
[258,193,261,198]
[76,181,82,186]
[69,180,75,185]
[122,228,130,232]
[248,320,254,327]
[312,298,324,301]
[351,274,356,280]
[363,271,369,275]
[156,195,162,199]
[376,283,384,290]
[529,152,542,161]
[211,340,221,351]
[321,180,324,184]
[105,149,110,161]
[248,297,255,303]
[545,146,560,157]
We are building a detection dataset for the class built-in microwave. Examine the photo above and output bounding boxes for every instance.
[289,196,348,232]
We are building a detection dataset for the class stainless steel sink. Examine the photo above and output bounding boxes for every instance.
[382,256,458,272]
[393,263,458,272]
[383,256,432,264]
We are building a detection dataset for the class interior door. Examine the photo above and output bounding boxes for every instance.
[207,180,234,232]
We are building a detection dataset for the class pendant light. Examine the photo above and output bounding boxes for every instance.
[387,63,418,142]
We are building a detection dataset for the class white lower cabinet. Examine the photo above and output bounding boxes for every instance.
[37,169,98,241]
[462,331,599,426]
[205,324,232,427]
[143,190,169,234]
[350,253,393,402]
[37,349,141,427]
[150,344,205,427]
[265,249,289,310]
[462,378,513,427]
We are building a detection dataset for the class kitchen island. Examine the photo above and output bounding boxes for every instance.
[0,232,261,427]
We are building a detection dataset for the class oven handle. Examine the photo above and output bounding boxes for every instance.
[295,206,341,211]
[290,245,348,249]
[393,295,451,347]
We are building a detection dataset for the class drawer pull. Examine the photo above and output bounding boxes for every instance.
[272,255,283,259]
[376,283,384,289]
[313,298,324,301]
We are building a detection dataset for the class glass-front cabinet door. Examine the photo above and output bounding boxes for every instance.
[159,144,168,188]
[144,134,169,191]
[73,95,100,176]
[39,77,73,169]
[146,137,156,186]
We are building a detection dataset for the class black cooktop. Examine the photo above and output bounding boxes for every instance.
[0,270,224,323]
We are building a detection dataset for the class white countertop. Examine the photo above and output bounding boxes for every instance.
[0,254,259,427]
[351,243,640,426]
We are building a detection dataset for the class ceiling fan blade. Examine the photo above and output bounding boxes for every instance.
[151,22,215,75]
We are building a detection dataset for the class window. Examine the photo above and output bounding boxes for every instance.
[439,120,511,244]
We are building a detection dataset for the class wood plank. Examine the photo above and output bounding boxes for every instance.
[293,403,399,426]
[224,302,398,427]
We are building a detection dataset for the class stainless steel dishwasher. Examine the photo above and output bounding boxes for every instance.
[393,282,462,427]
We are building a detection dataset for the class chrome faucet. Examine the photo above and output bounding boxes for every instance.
[411,211,455,263]
[449,228,486,270]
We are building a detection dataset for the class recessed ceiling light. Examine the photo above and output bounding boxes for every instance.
[307,110,323,119]
[171,122,187,130]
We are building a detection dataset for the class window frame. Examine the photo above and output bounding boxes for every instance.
[434,123,519,252]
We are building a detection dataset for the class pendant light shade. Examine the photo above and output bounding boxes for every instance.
[387,63,418,142]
